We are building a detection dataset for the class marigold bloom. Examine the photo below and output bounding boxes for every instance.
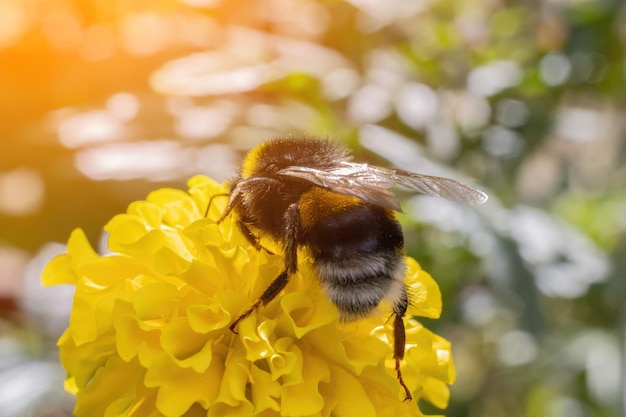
[42,176,455,417]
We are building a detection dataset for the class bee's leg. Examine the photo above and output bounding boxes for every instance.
[229,270,290,333]
[393,287,413,401]
[282,203,300,275]
[237,219,275,255]
[229,203,300,333]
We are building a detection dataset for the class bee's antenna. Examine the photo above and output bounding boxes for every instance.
[204,193,230,218]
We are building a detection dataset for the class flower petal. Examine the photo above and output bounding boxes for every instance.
[405,257,442,319]
[145,347,225,417]
[41,228,98,286]
[279,353,329,416]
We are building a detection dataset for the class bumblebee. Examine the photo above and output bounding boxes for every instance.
[214,137,487,401]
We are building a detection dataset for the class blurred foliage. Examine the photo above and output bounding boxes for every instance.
[0,0,625,416]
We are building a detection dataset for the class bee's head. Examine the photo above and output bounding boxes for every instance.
[240,137,349,179]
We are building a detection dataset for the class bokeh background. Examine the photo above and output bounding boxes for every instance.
[1,0,625,416]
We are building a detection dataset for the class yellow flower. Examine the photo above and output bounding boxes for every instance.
[43,176,455,417]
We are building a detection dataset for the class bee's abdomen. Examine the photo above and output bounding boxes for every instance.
[304,204,403,255]
[303,204,406,320]
[314,253,406,321]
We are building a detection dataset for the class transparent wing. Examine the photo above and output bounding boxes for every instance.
[362,163,488,205]
[278,161,488,211]
[278,163,402,210]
